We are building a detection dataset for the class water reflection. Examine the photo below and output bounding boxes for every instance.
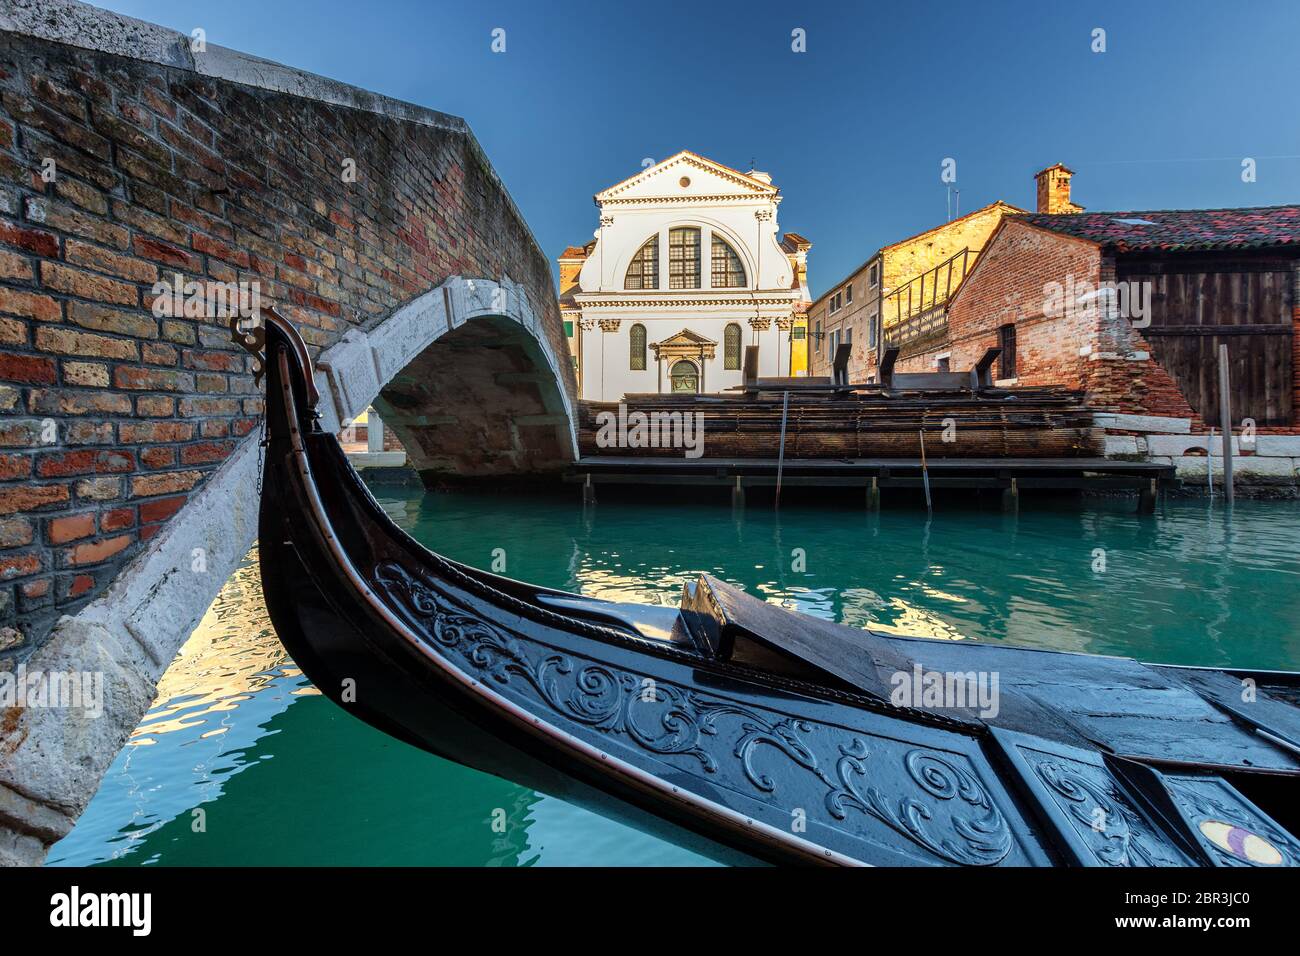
[51,488,1300,866]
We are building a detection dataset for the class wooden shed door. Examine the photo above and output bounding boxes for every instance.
[1121,263,1295,427]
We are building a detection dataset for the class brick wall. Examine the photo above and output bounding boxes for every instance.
[0,32,567,661]
[1294,261,1300,423]
[931,220,1199,423]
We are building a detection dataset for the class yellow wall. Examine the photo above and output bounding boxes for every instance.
[789,316,808,375]
[881,202,1017,293]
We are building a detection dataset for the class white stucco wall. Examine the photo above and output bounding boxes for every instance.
[579,316,792,399]
[572,152,803,401]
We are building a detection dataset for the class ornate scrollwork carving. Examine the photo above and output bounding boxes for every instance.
[229,315,266,386]
[374,560,1013,865]
[1034,759,1184,866]
[827,743,1012,866]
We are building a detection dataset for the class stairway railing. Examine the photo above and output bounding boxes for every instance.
[882,247,978,348]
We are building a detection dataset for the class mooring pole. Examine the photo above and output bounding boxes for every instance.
[775,389,790,509]
[582,471,595,506]
[919,428,932,512]
[1206,427,1215,499]
[1218,343,1233,505]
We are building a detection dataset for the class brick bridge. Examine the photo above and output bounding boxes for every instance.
[0,0,576,863]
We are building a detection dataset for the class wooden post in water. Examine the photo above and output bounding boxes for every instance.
[731,475,745,510]
[1207,427,1215,499]
[1139,478,1157,514]
[919,429,932,512]
[867,475,880,511]
[582,471,595,506]
[774,390,790,509]
[1218,343,1234,505]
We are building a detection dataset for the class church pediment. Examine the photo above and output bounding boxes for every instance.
[597,151,778,204]
[651,327,717,360]
[654,328,717,348]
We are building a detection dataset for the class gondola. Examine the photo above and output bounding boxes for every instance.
[239,308,1300,866]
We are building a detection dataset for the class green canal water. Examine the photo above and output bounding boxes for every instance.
[48,488,1300,866]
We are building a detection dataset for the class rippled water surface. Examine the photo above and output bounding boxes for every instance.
[50,488,1300,865]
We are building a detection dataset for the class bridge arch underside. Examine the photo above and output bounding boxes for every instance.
[373,315,574,482]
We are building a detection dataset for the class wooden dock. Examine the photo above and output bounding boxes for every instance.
[567,456,1178,512]
[572,372,1178,511]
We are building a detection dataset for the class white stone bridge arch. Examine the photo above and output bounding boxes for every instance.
[315,277,578,477]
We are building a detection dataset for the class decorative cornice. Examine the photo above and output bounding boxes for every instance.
[652,341,716,361]
[574,296,799,309]
[602,194,781,207]
[597,152,779,202]
[748,317,772,332]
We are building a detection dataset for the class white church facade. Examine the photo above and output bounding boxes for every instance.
[559,151,811,402]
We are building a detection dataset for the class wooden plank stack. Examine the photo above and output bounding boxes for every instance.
[579,387,1103,460]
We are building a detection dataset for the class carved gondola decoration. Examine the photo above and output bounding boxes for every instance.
[244,308,1300,866]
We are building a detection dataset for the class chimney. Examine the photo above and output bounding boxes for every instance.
[1035,163,1083,214]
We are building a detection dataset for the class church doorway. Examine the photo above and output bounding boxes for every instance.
[669,360,699,393]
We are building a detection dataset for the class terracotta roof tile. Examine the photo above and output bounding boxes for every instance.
[1013,205,1300,252]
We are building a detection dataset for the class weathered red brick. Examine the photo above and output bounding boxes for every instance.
[138,446,176,469]
[136,395,174,416]
[130,470,202,497]
[68,573,96,597]
[100,507,135,531]
[114,366,194,391]
[65,239,158,283]
[27,388,132,416]
[49,512,95,544]
[192,233,250,268]
[0,220,59,259]
[0,352,57,384]
[0,287,61,322]
[40,261,139,306]
[0,552,40,579]
[66,534,132,566]
[35,449,135,478]
[0,484,68,515]
[138,495,186,523]
[35,326,138,361]
[180,440,233,465]
[0,454,30,481]
[120,421,193,443]
[0,516,33,548]
[20,577,50,598]
[133,235,202,271]
[182,349,242,371]
[0,250,32,281]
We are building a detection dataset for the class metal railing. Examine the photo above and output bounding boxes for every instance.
[881,247,977,348]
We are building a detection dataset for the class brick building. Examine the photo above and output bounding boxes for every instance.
[807,200,1021,382]
[928,187,1300,432]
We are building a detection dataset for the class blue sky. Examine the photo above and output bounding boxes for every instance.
[97,0,1300,297]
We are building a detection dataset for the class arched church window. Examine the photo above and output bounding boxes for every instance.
[711,234,747,288]
[629,323,647,370]
[668,227,701,289]
[723,323,742,370]
[625,236,658,290]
